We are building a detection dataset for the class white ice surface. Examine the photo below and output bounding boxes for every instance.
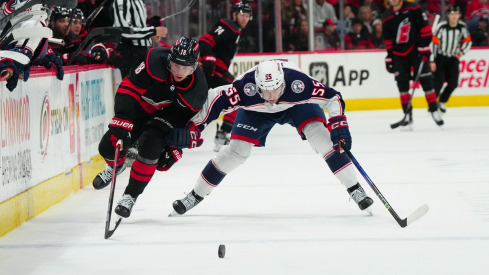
[1,107,488,275]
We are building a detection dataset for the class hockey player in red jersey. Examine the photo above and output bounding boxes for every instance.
[382,0,444,128]
[165,60,374,216]
[91,37,208,218]
[199,1,252,152]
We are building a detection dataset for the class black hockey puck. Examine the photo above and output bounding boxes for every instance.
[218,244,225,258]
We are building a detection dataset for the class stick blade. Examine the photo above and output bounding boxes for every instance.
[406,204,429,227]
[104,217,122,239]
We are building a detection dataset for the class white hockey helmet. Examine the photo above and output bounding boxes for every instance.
[255,60,285,99]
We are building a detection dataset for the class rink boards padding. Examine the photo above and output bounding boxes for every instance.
[1,49,489,237]
[0,65,118,237]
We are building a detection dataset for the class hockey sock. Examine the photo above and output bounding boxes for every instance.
[424,89,438,111]
[194,160,226,197]
[400,91,411,113]
[105,152,127,167]
[325,151,357,189]
[124,158,157,198]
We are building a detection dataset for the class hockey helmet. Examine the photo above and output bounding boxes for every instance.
[233,2,253,20]
[74,8,84,20]
[255,60,285,100]
[168,37,200,70]
[50,6,71,22]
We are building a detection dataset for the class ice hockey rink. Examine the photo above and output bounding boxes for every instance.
[0,107,488,275]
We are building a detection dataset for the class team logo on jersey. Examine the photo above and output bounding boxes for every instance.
[291,80,305,93]
[170,85,175,91]
[244,83,257,96]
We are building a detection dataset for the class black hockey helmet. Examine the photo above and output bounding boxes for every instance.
[233,2,253,20]
[50,6,72,22]
[168,37,200,69]
[74,8,84,20]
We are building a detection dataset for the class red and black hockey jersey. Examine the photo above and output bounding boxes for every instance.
[199,18,241,71]
[115,47,208,134]
[382,1,432,57]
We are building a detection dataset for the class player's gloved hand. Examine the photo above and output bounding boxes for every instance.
[107,49,123,68]
[147,15,162,27]
[418,48,431,63]
[74,52,92,65]
[42,49,64,80]
[90,43,110,63]
[327,115,352,151]
[166,121,203,149]
[385,56,394,73]
[201,55,216,77]
[108,116,133,150]
[156,146,182,171]
[0,47,33,91]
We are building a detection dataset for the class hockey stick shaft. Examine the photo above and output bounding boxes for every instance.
[160,0,197,21]
[340,143,428,227]
[104,139,122,239]
[390,59,425,129]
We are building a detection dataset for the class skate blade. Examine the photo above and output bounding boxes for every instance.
[168,210,181,217]
[364,207,373,216]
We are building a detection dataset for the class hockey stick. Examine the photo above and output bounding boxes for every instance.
[159,0,197,21]
[66,27,122,65]
[104,139,123,239]
[85,0,115,30]
[390,59,425,129]
[341,143,429,228]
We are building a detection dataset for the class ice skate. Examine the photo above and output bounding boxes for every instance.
[430,110,444,126]
[348,183,374,214]
[438,102,446,113]
[399,111,413,131]
[92,163,126,190]
[213,123,230,152]
[169,190,204,216]
[114,194,136,218]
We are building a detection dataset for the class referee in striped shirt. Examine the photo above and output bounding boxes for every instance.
[113,0,168,78]
[430,6,472,113]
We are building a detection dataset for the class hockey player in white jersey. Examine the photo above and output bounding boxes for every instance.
[166,59,374,216]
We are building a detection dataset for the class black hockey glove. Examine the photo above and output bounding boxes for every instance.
[201,55,216,77]
[147,15,162,27]
[327,115,352,151]
[108,117,133,150]
[418,47,431,63]
[107,50,123,68]
[42,49,64,80]
[385,56,394,73]
[166,121,203,149]
[157,146,182,171]
[90,43,109,63]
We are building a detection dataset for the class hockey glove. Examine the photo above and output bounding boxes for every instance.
[107,49,123,68]
[385,56,394,73]
[90,43,110,63]
[166,121,203,149]
[147,15,162,27]
[327,115,352,151]
[109,117,133,150]
[157,146,182,171]
[42,49,64,80]
[201,55,216,78]
[0,48,32,92]
[418,47,431,63]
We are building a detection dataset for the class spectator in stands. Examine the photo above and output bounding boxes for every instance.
[427,0,455,15]
[293,0,308,23]
[371,18,385,48]
[345,17,375,49]
[465,0,489,31]
[313,0,337,28]
[359,6,374,33]
[470,15,489,45]
[347,0,362,14]
[361,0,382,19]
[337,4,354,34]
[315,19,340,50]
[286,19,309,51]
